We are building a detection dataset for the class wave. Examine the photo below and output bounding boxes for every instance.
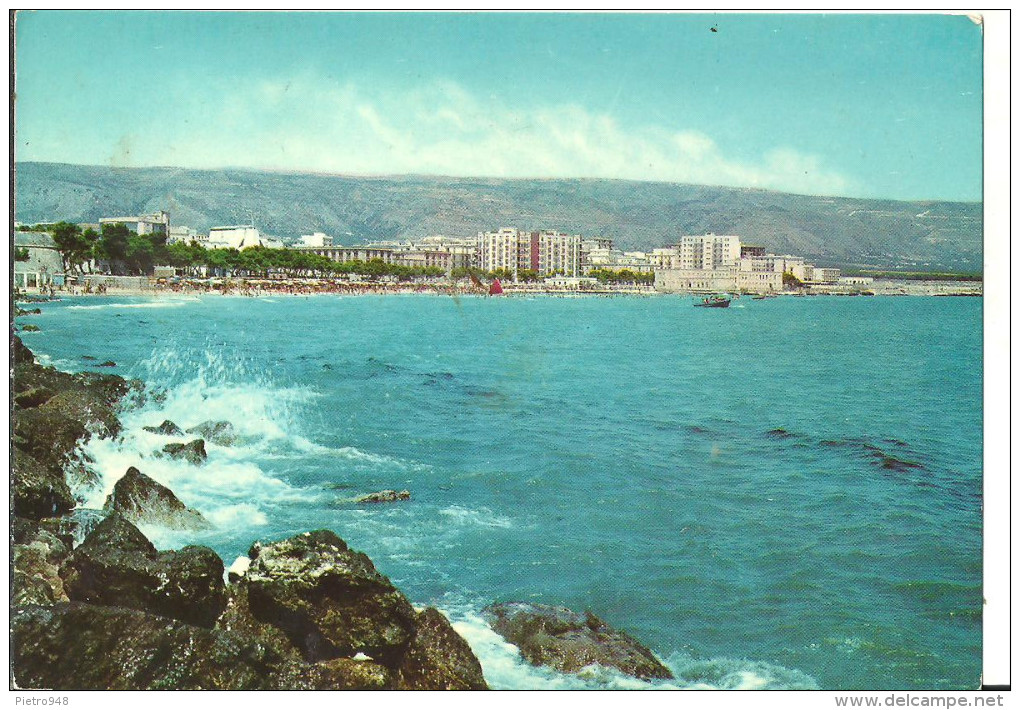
[439,505,513,529]
[445,609,818,690]
[66,300,199,311]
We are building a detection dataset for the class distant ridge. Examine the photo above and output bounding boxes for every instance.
[13,161,982,271]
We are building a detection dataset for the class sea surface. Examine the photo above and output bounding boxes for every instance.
[18,293,984,690]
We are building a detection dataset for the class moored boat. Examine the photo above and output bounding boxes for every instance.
[694,294,731,308]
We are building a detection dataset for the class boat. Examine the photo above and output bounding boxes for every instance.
[488,278,504,296]
[694,294,731,308]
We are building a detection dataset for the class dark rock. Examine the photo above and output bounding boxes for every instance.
[20,324,41,332]
[60,515,226,628]
[41,390,121,439]
[143,419,184,436]
[12,335,35,365]
[13,515,77,550]
[283,657,395,690]
[97,360,116,367]
[103,466,209,530]
[765,428,794,439]
[14,385,56,409]
[185,420,237,446]
[880,455,925,472]
[357,489,411,504]
[161,439,207,465]
[12,451,75,520]
[398,607,488,690]
[242,530,418,665]
[483,602,673,681]
[13,522,71,606]
[11,603,289,690]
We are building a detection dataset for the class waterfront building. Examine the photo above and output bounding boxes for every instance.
[14,231,65,289]
[299,245,398,264]
[99,211,170,237]
[677,234,741,270]
[478,228,582,277]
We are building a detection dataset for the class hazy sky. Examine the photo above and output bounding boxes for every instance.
[14,11,983,201]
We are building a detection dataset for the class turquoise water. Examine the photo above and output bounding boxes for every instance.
[19,294,983,690]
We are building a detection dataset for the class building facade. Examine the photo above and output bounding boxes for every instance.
[99,211,170,236]
[477,228,582,277]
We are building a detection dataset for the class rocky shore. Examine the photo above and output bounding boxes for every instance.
[11,335,673,690]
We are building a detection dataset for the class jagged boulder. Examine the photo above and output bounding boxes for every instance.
[59,515,226,628]
[12,451,75,520]
[357,489,411,504]
[242,530,418,665]
[11,603,289,690]
[13,407,90,480]
[103,466,209,530]
[14,385,56,409]
[186,420,237,446]
[161,439,207,465]
[397,607,488,690]
[483,602,673,681]
[12,335,35,365]
[143,419,184,436]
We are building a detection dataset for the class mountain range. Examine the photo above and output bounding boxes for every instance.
[14,162,983,272]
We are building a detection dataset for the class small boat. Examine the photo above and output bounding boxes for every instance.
[488,278,504,296]
[694,294,731,308]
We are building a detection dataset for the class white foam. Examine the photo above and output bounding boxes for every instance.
[66,300,198,310]
[439,505,513,529]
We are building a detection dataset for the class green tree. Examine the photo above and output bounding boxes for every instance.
[14,247,29,261]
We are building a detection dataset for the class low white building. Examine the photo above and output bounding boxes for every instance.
[298,232,333,248]
[14,231,65,289]
[207,226,277,249]
[99,211,170,236]
[167,226,197,244]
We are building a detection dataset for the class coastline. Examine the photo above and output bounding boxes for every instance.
[18,275,983,300]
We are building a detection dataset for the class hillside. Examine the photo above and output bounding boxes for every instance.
[13,162,983,271]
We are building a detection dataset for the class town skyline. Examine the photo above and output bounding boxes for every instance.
[14,11,984,202]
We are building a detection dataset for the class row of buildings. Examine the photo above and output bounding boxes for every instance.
[16,210,854,293]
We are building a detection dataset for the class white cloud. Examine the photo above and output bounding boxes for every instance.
[139,77,853,196]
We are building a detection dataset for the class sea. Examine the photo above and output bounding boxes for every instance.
[18,293,984,691]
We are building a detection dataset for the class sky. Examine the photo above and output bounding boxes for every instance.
[13,11,984,201]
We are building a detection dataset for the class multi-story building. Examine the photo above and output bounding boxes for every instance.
[207,226,271,249]
[167,226,197,244]
[298,232,333,248]
[677,234,741,270]
[477,229,582,277]
[99,211,170,237]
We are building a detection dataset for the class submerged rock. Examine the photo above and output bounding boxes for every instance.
[483,602,673,681]
[20,324,41,332]
[357,489,411,504]
[11,603,288,690]
[143,419,184,436]
[97,360,116,367]
[103,466,209,530]
[186,420,237,446]
[59,515,226,628]
[161,439,208,465]
[242,529,418,665]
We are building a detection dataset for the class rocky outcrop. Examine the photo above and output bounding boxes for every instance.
[59,515,226,628]
[186,420,237,446]
[11,603,290,690]
[357,489,411,504]
[397,607,488,690]
[483,602,673,681]
[143,419,184,436]
[241,530,418,665]
[161,439,207,465]
[226,530,488,689]
[12,336,135,521]
[13,521,71,606]
[103,466,209,530]
[12,451,76,520]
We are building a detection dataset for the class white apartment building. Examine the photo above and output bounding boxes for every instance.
[167,226,197,244]
[677,234,741,270]
[477,229,582,277]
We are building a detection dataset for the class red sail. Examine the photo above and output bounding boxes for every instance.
[488,278,504,296]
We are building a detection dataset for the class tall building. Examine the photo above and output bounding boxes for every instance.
[477,229,582,277]
[677,234,741,270]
